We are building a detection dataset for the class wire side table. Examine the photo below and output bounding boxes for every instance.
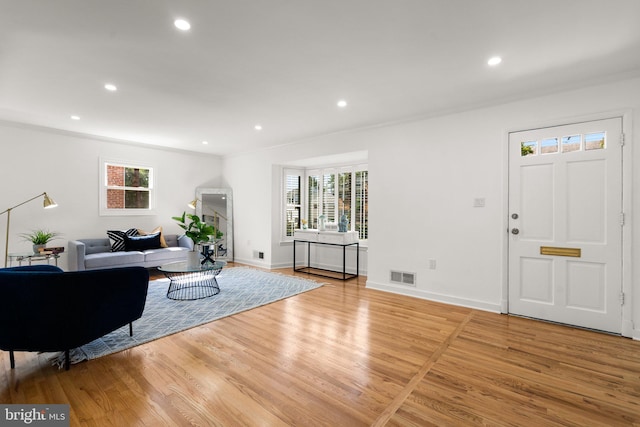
[158,261,225,300]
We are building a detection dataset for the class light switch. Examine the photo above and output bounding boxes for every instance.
[474,198,486,207]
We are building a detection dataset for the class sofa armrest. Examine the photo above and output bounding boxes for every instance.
[67,240,86,271]
[177,235,194,250]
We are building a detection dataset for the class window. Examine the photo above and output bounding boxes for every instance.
[100,158,155,215]
[284,170,301,237]
[283,164,368,240]
[307,174,319,230]
[354,170,368,240]
[322,173,336,222]
[521,131,606,157]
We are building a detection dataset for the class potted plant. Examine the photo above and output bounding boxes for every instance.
[20,229,61,254]
[172,212,221,266]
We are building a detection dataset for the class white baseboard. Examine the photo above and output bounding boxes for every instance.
[622,329,640,341]
[233,257,271,269]
[622,320,635,339]
[366,280,502,313]
[233,259,367,274]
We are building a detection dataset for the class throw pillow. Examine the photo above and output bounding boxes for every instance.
[107,228,139,252]
[137,226,168,248]
[123,232,162,251]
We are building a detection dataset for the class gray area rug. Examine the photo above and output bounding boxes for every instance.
[53,267,322,366]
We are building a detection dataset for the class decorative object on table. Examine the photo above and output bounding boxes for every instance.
[19,229,62,254]
[53,267,322,366]
[339,214,349,232]
[301,219,308,229]
[172,211,219,267]
[43,246,65,255]
[318,214,326,231]
[0,192,58,267]
[200,243,216,265]
[325,222,338,231]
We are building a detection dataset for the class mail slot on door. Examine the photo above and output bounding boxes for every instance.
[540,246,581,257]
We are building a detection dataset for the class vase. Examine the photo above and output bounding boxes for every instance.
[339,214,348,232]
[33,244,46,254]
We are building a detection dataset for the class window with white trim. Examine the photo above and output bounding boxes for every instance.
[283,164,368,240]
[284,171,302,236]
[100,158,155,215]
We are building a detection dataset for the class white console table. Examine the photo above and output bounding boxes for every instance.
[293,230,359,280]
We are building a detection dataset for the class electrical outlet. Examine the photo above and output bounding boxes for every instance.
[428,259,436,269]
[259,252,264,259]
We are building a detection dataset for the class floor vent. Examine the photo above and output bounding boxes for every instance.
[390,270,416,286]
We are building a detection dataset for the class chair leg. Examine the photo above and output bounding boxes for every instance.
[129,322,133,337]
[10,350,15,369]
[64,350,70,371]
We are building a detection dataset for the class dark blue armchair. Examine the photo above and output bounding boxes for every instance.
[0,265,149,370]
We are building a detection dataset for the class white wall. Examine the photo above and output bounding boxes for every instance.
[0,123,223,270]
[223,75,640,338]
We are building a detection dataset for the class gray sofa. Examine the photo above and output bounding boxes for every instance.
[68,234,193,271]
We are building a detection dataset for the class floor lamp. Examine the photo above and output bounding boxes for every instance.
[1,192,58,268]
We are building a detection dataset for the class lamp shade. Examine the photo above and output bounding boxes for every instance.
[188,198,198,209]
[43,193,57,209]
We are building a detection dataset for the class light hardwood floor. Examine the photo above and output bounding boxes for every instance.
[2,265,640,426]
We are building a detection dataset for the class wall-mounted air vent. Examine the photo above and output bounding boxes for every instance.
[390,270,416,287]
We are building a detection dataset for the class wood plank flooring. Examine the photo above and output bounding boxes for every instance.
[2,265,639,426]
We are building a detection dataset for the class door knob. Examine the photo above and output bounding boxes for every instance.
[511,228,520,235]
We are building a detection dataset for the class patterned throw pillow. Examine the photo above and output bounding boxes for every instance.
[107,228,139,252]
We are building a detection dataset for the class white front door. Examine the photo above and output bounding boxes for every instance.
[508,118,623,334]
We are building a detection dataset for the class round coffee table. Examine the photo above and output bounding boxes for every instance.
[157,261,225,300]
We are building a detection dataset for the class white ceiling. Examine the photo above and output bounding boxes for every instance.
[2,1,640,156]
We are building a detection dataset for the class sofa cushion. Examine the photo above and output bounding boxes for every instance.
[107,229,138,252]
[143,246,190,262]
[82,239,112,255]
[164,234,180,248]
[137,226,168,248]
[124,233,162,251]
[85,251,145,269]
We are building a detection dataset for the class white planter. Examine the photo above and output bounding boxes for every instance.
[186,251,200,268]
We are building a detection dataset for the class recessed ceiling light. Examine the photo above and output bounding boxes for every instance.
[70,115,80,120]
[104,83,117,91]
[254,124,263,131]
[202,140,209,145]
[488,56,502,66]
[337,99,348,108]
[174,19,191,31]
